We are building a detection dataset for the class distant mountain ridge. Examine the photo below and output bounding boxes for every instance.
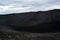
[0,9,60,33]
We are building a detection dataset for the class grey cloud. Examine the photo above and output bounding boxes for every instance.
[0,0,60,14]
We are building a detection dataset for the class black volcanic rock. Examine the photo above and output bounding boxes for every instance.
[0,9,60,33]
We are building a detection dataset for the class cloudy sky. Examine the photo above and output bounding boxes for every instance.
[0,0,60,15]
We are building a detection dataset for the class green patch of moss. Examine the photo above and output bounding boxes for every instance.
[16,21,37,26]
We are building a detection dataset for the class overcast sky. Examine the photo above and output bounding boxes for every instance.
[0,0,60,15]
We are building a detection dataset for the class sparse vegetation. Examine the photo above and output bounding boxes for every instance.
[0,31,60,40]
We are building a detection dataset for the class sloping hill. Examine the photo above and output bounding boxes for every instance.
[0,9,60,40]
[0,9,60,33]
